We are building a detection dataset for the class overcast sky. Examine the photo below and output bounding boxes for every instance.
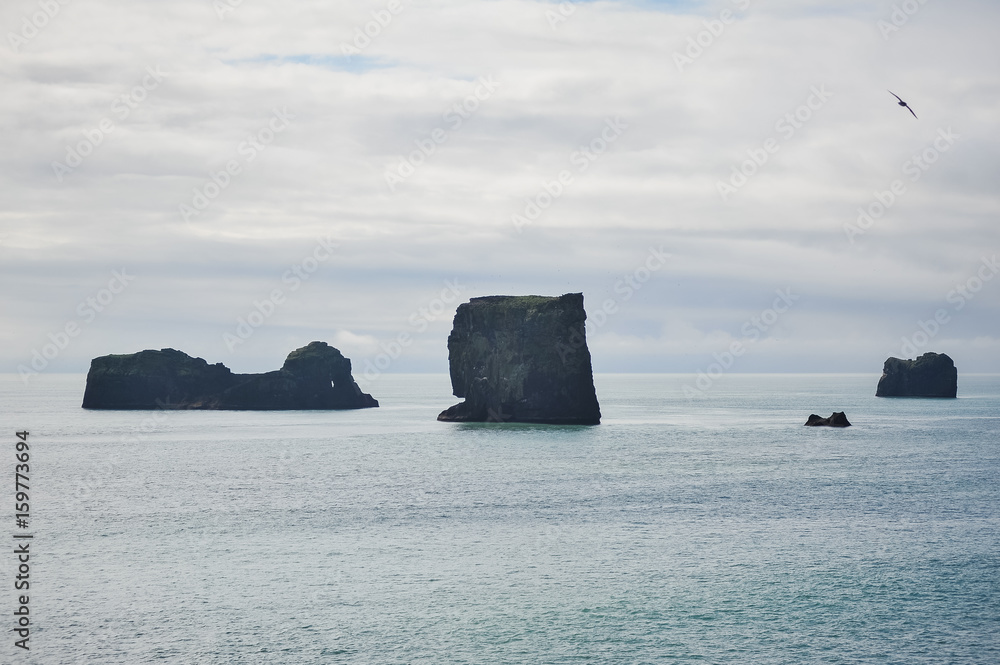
[2,0,998,387]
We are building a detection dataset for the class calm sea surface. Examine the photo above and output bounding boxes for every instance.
[2,373,998,664]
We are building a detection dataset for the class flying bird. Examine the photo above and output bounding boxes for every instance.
[888,90,918,119]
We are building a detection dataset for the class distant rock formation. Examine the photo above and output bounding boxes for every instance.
[805,412,852,427]
[82,341,378,410]
[437,293,601,424]
[875,352,958,398]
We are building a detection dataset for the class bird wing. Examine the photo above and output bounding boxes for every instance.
[907,106,918,119]
[888,90,904,103]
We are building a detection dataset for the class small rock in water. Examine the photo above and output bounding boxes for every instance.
[804,412,852,427]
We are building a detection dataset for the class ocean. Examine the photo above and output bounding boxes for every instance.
[2,372,999,664]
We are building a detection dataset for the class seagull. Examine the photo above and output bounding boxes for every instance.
[888,90,918,119]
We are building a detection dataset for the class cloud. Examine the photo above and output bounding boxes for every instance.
[2,0,998,379]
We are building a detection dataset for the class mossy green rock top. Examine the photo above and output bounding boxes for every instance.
[438,293,601,424]
[82,341,378,410]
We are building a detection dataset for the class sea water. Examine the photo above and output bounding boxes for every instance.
[1,373,998,664]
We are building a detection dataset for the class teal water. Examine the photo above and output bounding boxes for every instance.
[2,373,999,664]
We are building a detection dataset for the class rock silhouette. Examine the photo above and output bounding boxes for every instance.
[875,352,957,398]
[82,341,378,410]
[438,293,601,424]
[805,412,852,427]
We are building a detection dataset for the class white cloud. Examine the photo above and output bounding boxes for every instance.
[1,0,998,379]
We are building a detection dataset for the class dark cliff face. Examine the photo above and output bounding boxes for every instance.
[82,341,378,410]
[875,352,958,398]
[438,293,601,424]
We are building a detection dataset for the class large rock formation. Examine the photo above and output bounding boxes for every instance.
[82,341,378,410]
[437,293,601,424]
[875,352,958,398]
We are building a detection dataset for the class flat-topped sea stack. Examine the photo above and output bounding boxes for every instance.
[82,341,378,410]
[875,352,957,398]
[438,293,601,425]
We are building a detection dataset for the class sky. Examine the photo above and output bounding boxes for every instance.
[2,0,998,390]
